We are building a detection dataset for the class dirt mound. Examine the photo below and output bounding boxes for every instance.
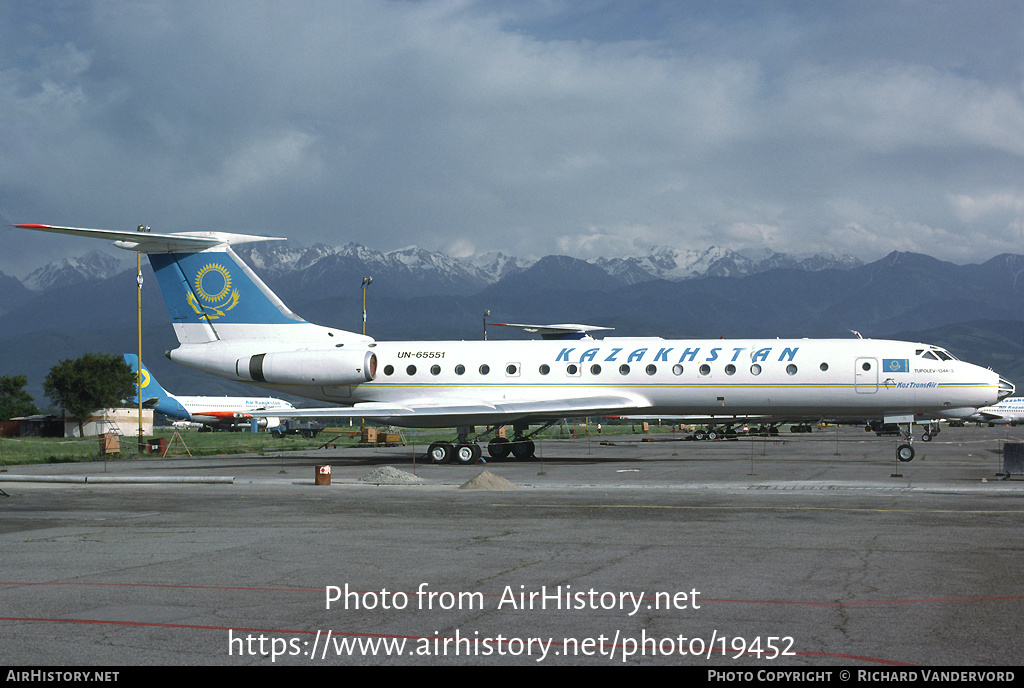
[359,466,425,485]
[459,470,517,491]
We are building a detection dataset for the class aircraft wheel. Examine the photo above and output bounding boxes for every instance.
[428,441,454,465]
[921,433,932,442]
[455,443,480,465]
[511,439,535,460]
[693,431,706,441]
[487,437,511,460]
[897,444,915,462]
[706,430,718,440]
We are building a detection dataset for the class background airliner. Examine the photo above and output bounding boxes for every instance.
[124,353,294,431]
[966,396,1024,426]
[16,224,1013,464]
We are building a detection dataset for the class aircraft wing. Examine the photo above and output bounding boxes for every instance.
[491,322,613,340]
[250,394,649,424]
[966,410,1005,423]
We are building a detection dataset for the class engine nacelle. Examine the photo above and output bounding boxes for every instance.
[242,349,377,386]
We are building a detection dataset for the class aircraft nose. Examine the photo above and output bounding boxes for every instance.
[998,376,1015,401]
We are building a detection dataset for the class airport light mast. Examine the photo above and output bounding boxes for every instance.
[361,276,372,336]
[136,224,150,452]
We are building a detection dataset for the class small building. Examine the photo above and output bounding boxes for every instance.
[63,408,154,438]
[6,415,65,438]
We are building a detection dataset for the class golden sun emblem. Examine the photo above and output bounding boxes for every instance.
[188,263,240,318]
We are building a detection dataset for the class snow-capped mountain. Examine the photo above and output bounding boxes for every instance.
[594,246,861,284]
[22,250,130,291]
[19,241,862,296]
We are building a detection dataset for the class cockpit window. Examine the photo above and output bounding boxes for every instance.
[919,347,957,361]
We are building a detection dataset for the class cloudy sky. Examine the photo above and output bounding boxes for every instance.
[2,0,1022,276]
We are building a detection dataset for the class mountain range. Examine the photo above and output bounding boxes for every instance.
[1,241,1021,408]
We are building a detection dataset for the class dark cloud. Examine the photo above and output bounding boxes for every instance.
[2,0,1022,275]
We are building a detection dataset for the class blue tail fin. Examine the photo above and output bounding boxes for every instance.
[123,354,189,420]
[148,247,310,344]
[12,224,370,346]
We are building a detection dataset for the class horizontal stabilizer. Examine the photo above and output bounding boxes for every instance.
[12,224,283,253]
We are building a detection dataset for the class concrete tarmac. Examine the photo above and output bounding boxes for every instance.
[1,425,1022,667]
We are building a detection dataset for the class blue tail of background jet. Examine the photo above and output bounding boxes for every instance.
[124,354,190,421]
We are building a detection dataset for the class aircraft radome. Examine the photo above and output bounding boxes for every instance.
[15,223,1014,465]
[125,354,294,431]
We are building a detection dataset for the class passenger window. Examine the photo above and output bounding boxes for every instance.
[566,363,579,376]
[539,364,550,375]
[699,364,711,375]
[479,364,490,375]
[430,365,441,375]
[646,364,657,376]
[619,364,630,375]
[787,364,798,375]
[406,365,417,376]
[506,363,520,376]
[384,365,395,376]
[590,364,601,375]
[750,364,761,376]
[672,364,683,376]
[724,364,735,375]
[455,364,465,375]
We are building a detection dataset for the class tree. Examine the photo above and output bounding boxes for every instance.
[0,374,39,421]
[43,353,136,436]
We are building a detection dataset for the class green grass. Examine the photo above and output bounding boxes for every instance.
[0,419,675,466]
[0,427,356,466]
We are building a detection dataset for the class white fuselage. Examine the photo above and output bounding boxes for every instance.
[173,395,294,416]
[162,393,293,428]
[169,335,1005,428]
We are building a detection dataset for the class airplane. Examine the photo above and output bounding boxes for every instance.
[490,322,613,340]
[14,223,1014,465]
[965,396,1024,426]
[124,353,295,431]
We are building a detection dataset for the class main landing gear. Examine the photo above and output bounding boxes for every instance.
[426,439,482,466]
[426,422,553,465]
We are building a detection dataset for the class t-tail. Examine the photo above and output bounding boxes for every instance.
[12,224,371,347]
[13,224,376,386]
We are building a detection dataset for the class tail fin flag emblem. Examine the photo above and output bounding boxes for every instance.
[188,263,240,319]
